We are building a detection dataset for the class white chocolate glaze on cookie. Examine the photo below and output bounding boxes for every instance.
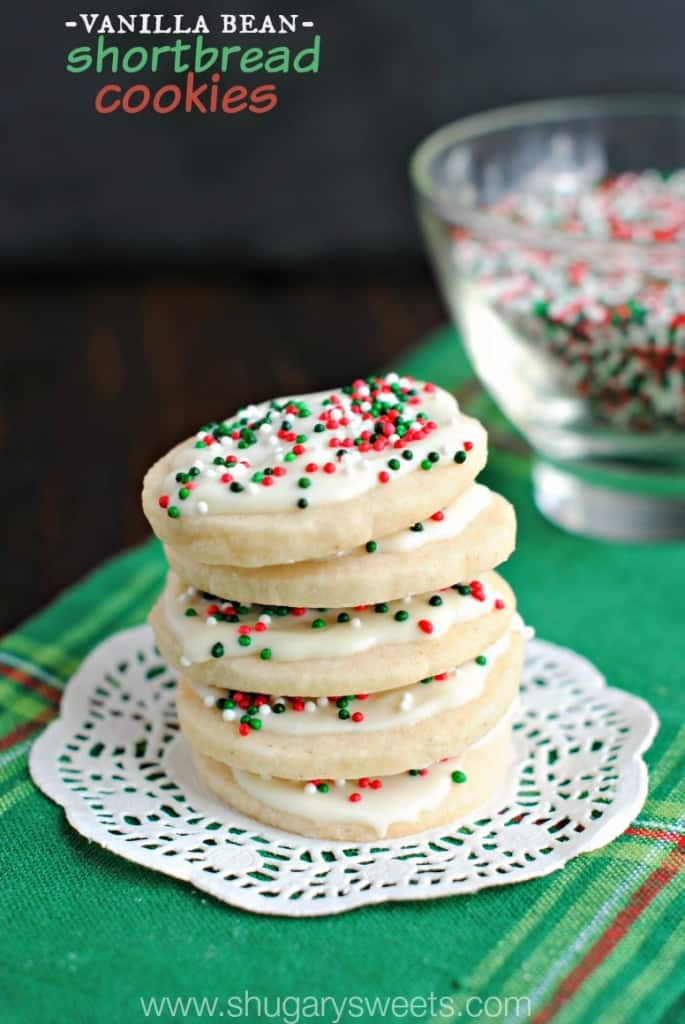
[194,704,516,839]
[163,569,501,665]
[152,377,473,517]
[189,616,525,736]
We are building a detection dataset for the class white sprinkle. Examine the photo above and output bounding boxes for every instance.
[269,436,280,447]
[222,708,236,722]
[260,423,272,434]
[203,694,214,707]
[258,613,272,625]
[185,586,197,598]
[386,372,399,384]
[193,459,204,470]
[304,782,317,795]
[403,595,413,605]
[304,700,317,713]
[316,696,329,708]
[350,617,362,629]
[273,696,285,705]
[247,483,258,494]
[206,616,217,627]
[205,468,217,479]
[197,501,208,515]
[400,692,414,711]
[259,703,271,716]
[335,778,346,787]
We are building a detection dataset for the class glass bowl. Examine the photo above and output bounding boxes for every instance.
[410,95,685,540]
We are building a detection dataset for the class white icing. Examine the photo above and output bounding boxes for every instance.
[372,483,491,554]
[194,617,524,735]
[302,482,492,562]
[164,570,500,664]
[157,379,482,514]
[230,705,515,837]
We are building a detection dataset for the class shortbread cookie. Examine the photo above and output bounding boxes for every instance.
[150,569,515,696]
[142,375,487,567]
[178,621,525,779]
[165,484,515,607]
[192,704,516,840]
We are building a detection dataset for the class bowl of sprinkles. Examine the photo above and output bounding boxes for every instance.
[411,95,685,540]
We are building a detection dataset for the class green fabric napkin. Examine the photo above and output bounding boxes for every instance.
[1,326,683,1024]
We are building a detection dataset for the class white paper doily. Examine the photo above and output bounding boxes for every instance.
[30,625,657,917]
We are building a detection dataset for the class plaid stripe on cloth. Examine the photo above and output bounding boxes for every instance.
[2,327,683,1024]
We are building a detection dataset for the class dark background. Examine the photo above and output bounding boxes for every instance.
[2,1,685,632]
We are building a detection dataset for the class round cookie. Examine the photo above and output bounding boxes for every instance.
[177,622,525,779]
[142,375,487,567]
[150,570,515,696]
[192,705,516,841]
[165,484,516,607]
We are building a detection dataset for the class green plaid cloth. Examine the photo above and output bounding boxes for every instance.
[2,327,684,1024]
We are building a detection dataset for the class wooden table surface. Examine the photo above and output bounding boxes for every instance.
[0,272,443,634]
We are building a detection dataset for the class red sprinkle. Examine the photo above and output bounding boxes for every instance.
[221,473,233,484]
[158,495,169,509]
[464,440,474,451]
[352,712,364,723]
[348,792,362,803]
[418,619,434,634]
[494,598,505,610]
[238,723,250,737]
[358,777,370,788]
[370,779,383,790]
[430,511,445,521]
[323,462,336,474]
[378,471,390,484]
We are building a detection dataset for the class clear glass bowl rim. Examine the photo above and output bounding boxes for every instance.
[410,93,685,257]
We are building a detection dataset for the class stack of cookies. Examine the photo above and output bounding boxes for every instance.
[142,373,525,841]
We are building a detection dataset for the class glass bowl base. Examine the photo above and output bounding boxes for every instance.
[533,461,685,542]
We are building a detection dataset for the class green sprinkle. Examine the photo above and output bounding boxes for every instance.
[229,482,244,493]
[178,487,189,500]
[251,472,264,483]
[410,522,424,532]
[451,770,467,784]
[273,703,286,714]
[402,450,413,461]
[184,608,197,617]
[238,635,251,647]
[296,434,307,443]
[167,506,180,518]
[217,698,235,710]
[338,709,350,720]
[456,583,471,595]
[421,677,433,685]
[454,450,467,464]
[260,648,272,661]
[317,782,329,793]
[249,717,262,730]
[375,602,389,613]
[388,458,401,471]
[312,618,326,629]
[365,540,377,553]
[394,610,409,622]
[298,477,311,489]
[284,452,296,462]
[297,498,309,509]
[420,459,432,470]
[314,423,325,433]
[336,698,349,708]
[429,595,443,607]
[211,642,224,658]
[337,612,351,623]
[409,768,420,776]
[428,451,440,463]
[475,655,487,666]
